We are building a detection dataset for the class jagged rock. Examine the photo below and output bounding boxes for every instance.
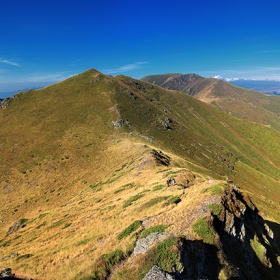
[159,120,172,130]
[133,232,171,255]
[210,186,276,279]
[0,98,10,109]
[112,119,132,128]
[112,119,124,128]
[0,267,14,278]
[142,265,175,280]
[150,150,170,166]
[119,86,137,100]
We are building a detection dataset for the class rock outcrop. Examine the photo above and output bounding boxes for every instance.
[177,185,280,280]
[142,265,175,280]
[134,232,171,256]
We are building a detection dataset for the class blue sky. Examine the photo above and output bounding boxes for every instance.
[1,0,280,98]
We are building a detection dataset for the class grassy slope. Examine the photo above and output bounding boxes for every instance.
[0,70,280,279]
[142,74,280,131]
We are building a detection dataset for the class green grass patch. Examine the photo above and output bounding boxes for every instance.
[90,249,126,279]
[140,224,168,238]
[152,184,165,191]
[141,236,182,276]
[165,170,182,177]
[201,183,225,195]
[100,205,116,213]
[77,239,91,246]
[17,253,34,261]
[210,184,224,195]
[121,183,135,189]
[123,194,145,208]
[89,183,103,192]
[118,220,142,240]
[141,196,169,209]
[114,188,125,194]
[250,235,266,263]
[48,219,65,229]
[192,218,215,244]
[163,195,181,206]
[36,221,46,229]
[63,223,72,229]
[0,240,11,247]
[200,188,209,194]
[207,203,222,215]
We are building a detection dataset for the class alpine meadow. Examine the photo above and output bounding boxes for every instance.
[1,69,280,280]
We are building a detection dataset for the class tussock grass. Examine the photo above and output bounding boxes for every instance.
[139,236,182,278]
[117,220,142,240]
[123,194,145,208]
[207,203,222,215]
[192,218,215,244]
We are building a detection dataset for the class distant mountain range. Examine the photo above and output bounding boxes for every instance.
[213,75,280,95]
[1,75,280,100]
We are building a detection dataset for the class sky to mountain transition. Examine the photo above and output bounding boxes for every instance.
[1,0,280,98]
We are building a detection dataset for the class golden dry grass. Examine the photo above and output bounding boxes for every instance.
[0,134,223,279]
[1,70,280,279]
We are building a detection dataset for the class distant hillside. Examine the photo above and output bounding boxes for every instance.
[142,73,280,131]
[226,79,280,95]
[1,69,280,280]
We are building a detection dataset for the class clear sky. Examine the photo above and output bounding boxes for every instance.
[1,0,280,98]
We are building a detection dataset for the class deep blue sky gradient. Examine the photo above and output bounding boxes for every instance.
[1,0,280,97]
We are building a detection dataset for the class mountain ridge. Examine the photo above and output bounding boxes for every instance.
[0,69,280,279]
[141,73,280,131]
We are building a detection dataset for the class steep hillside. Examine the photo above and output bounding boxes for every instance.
[0,69,280,279]
[142,73,280,131]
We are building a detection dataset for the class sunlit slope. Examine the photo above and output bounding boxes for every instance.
[1,69,280,219]
[1,69,280,279]
[142,73,280,131]
[116,75,280,216]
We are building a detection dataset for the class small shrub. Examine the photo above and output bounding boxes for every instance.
[141,224,168,238]
[208,203,222,215]
[118,220,142,240]
[192,218,214,244]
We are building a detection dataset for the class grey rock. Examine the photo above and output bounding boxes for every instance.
[142,265,175,280]
[133,232,171,255]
